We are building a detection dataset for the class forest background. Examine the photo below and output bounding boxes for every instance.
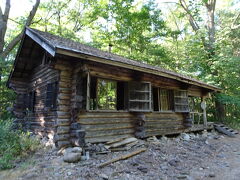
[0,0,240,127]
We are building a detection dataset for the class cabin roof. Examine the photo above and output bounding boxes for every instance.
[8,27,221,91]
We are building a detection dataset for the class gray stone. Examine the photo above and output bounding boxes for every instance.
[209,173,216,177]
[168,159,180,167]
[63,152,81,163]
[137,166,148,173]
[71,147,83,153]
[181,133,190,141]
[99,173,108,180]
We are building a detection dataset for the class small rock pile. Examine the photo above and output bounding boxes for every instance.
[59,147,89,163]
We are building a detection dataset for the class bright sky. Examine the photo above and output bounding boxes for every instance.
[2,0,239,18]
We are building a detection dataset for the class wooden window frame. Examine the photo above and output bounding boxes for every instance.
[88,76,118,111]
[128,81,151,112]
[45,81,58,109]
[174,90,189,112]
[152,87,174,112]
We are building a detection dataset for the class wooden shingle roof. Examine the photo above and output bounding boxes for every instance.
[9,27,221,91]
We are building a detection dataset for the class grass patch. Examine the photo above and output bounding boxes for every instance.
[0,120,41,170]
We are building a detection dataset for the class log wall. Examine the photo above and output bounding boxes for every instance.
[27,64,59,138]
[77,111,184,143]
[54,60,73,147]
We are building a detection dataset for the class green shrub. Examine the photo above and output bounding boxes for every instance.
[0,120,40,170]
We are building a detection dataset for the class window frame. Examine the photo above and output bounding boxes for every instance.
[95,78,117,111]
[128,81,152,112]
[45,81,58,109]
[152,87,174,112]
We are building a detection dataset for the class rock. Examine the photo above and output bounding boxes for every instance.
[99,173,108,180]
[71,147,83,153]
[63,152,81,163]
[209,173,216,177]
[67,172,72,176]
[161,136,168,141]
[137,166,148,173]
[177,175,188,179]
[181,133,190,141]
[168,159,180,167]
[24,173,38,179]
[199,167,203,171]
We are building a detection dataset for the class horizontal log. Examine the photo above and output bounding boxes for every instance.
[85,134,133,143]
[58,105,71,111]
[55,134,70,141]
[57,140,71,148]
[55,64,72,71]
[85,128,135,138]
[58,94,71,100]
[81,123,135,131]
[78,118,136,125]
[57,126,70,134]
[57,119,70,126]
[60,70,72,77]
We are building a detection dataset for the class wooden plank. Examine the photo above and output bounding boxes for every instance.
[107,137,138,148]
[86,134,133,143]
[85,128,135,138]
[78,118,136,125]
[81,123,135,131]
[98,148,147,168]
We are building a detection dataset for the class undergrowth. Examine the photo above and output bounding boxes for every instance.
[0,120,40,170]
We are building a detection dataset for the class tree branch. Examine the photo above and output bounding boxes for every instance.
[1,33,22,58]
[179,0,200,32]
[3,0,10,21]
[1,0,40,59]
[25,0,40,27]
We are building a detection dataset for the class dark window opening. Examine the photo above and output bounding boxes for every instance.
[89,77,127,111]
[152,88,174,112]
[45,81,58,109]
[89,76,97,110]
[152,87,159,111]
[27,91,36,112]
[117,81,126,110]
[76,71,87,109]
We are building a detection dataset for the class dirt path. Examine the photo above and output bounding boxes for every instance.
[0,131,240,180]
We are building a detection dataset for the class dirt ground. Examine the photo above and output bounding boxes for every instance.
[1,130,240,180]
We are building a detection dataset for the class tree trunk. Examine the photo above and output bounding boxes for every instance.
[215,95,225,123]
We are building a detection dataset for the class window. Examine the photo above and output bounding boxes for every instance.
[45,82,58,108]
[97,79,117,110]
[27,91,36,112]
[128,82,151,112]
[174,90,189,112]
[152,87,174,111]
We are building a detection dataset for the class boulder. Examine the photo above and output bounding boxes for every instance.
[71,147,83,153]
[63,152,81,163]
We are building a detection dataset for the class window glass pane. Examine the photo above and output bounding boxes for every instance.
[97,79,117,110]
[159,89,173,111]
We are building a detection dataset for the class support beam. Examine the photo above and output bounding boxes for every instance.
[201,97,207,127]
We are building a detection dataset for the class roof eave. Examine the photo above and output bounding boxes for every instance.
[26,27,56,56]
[55,47,221,92]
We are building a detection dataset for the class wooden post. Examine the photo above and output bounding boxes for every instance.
[201,97,207,127]
[86,71,90,111]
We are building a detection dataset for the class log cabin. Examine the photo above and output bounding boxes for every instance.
[7,27,221,148]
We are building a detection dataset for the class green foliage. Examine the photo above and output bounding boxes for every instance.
[0,120,40,170]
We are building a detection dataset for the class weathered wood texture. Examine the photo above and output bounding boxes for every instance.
[78,112,136,143]
[77,111,185,143]
[26,64,59,136]
[145,112,185,137]
[54,60,73,147]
